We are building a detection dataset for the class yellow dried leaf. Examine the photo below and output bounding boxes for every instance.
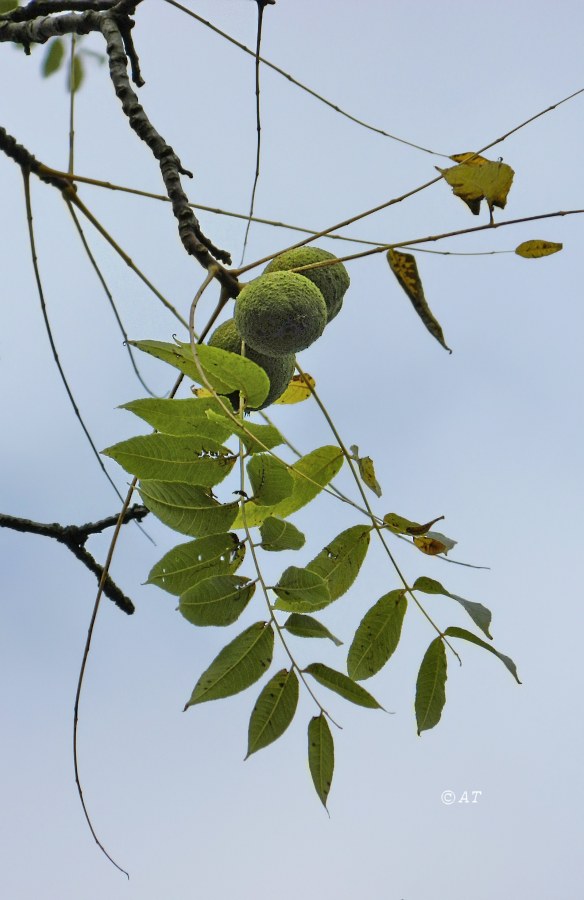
[275,373,315,404]
[413,531,457,556]
[437,157,514,216]
[192,387,213,398]
[387,249,451,353]
[515,240,563,259]
[450,152,489,166]
[350,445,382,497]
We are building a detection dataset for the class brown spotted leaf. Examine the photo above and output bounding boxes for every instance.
[387,249,451,353]
[515,240,563,259]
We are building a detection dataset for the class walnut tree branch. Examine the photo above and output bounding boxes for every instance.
[0,505,149,615]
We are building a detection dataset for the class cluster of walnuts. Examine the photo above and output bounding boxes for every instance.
[208,247,350,409]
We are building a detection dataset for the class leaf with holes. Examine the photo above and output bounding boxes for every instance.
[415,638,447,734]
[185,621,274,708]
[283,614,342,646]
[413,576,492,639]
[304,663,382,709]
[139,480,238,537]
[246,669,299,758]
[347,589,407,680]
[306,525,372,608]
[179,574,255,627]
[308,715,334,809]
[147,532,244,595]
[387,249,451,352]
[103,434,235,486]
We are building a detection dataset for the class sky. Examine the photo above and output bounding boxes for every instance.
[1,1,583,898]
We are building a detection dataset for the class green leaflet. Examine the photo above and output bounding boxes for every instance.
[347,589,407,680]
[259,517,306,552]
[179,574,255,627]
[103,433,235,486]
[383,512,444,536]
[308,715,334,810]
[303,662,382,709]
[415,638,448,735]
[307,525,371,606]
[42,38,65,77]
[413,576,492,639]
[283,614,342,646]
[246,669,299,758]
[147,533,244,596]
[444,627,521,683]
[233,446,344,528]
[206,411,284,454]
[129,340,269,409]
[247,455,294,506]
[185,621,274,708]
[121,397,232,442]
[69,54,84,93]
[272,567,331,612]
[139,480,238,537]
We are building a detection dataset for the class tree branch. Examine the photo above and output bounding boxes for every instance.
[0,505,149,614]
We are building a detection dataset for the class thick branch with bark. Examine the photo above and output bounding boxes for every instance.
[0,505,149,614]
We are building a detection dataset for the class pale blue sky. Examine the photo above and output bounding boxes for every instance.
[1,1,583,898]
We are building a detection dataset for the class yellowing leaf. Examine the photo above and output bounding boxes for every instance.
[449,152,490,166]
[437,156,514,216]
[387,249,451,353]
[192,387,213,399]
[350,445,382,497]
[275,373,315,404]
[515,240,563,259]
[383,512,444,536]
[413,531,457,556]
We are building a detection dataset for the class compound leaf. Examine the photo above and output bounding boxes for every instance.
[308,715,334,809]
[139,480,238,537]
[179,574,255,627]
[147,532,244,595]
[347,589,407,680]
[304,662,382,709]
[246,669,299,758]
[185,621,274,708]
[415,638,448,735]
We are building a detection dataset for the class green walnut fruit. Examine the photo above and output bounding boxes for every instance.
[235,271,327,357]
[208,318,295,409]
[264,246,350,323]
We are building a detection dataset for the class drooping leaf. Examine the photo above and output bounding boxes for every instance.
[387,249,451,352]
[308,714,334,809]
[275,373,315,404]
[347,589,407,680]
[139,480,238,537]
[206,410,284,453]
[103,433,235,485]
[259,517,305,552]
[413,531,457,556]
[415,637,448,734]
[69,53,84,92]
[121,397,232,442]
[41,38,65,77]
[383,512,444,536]
[130,340,269,409]
[283,614,342,646]
[306,525,372,607]
[147,533,244,595]
[304,663,382,709]
[413,576,492,639]
[437,156,514,216]
[185,621,274,708]
[246,669,299,758]
[515,240,563,259]
[272,567,331,612]
[350,444,382,497]
[444,626,521,683]
[179,574,255,627]
[233,446,344,528]
[247,455,294,506]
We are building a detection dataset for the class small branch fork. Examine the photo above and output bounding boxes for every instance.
[0,506,148,614]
